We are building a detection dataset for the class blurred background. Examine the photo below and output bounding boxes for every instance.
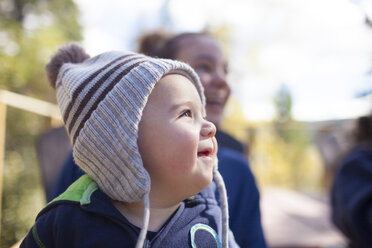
[1,0,372,247]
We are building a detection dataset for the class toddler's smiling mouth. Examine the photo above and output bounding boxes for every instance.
[197,147,213,157]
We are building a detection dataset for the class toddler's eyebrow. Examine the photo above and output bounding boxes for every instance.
[169,101,203,114]
[169,101,194,112]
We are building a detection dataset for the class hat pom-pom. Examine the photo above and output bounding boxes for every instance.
[45,42,90,88]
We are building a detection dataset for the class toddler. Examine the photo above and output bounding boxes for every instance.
[21,43,235,248]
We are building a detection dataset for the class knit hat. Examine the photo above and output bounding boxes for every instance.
[45,42,229,248]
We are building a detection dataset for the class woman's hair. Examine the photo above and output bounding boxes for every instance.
[353,114,372,146]
[137,30,211,59]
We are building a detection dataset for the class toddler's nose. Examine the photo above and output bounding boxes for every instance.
[201,120,216,138]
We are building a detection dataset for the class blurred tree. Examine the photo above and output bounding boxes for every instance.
[273,84,292,124]
[269,84,315,189]
[243,83,324,192]
[250,123,323,191]
[0,0,82,99]
[0,0,82,246]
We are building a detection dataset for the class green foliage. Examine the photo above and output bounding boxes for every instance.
[273,84,292,124]
[250,85,323,191]
[271,84,314,188]
[2,110,47,246]
[0,0,82,99]
[0,0,82,246]
[250,123,324,192]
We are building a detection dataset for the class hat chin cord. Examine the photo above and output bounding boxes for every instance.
[135,193,150,248]
[213,168,229,248]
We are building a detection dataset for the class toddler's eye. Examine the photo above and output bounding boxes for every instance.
[180,110,192,118]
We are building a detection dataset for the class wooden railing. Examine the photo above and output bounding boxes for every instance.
[0,89,62,239]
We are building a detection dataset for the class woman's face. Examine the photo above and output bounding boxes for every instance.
[175,35,230,127]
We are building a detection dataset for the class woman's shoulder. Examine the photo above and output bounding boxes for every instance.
[338,146,372,175]
[217,147,254,177]
[218,147,248,165]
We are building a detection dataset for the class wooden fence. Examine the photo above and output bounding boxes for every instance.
[0,89,62,238]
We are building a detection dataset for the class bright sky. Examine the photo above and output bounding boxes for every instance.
[75,0,372,122]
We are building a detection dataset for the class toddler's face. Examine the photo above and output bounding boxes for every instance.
[137,74,217,205]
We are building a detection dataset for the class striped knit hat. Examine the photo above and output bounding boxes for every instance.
[45,42,229,248]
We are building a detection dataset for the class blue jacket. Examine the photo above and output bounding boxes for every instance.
[331,146,372,248]
[215,130,245,154]
[22,175,238,248]
[217,148,266,248]
[53,148,266,248]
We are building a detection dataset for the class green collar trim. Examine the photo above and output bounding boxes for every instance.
[49,174,98,205]
[32,224,45,248]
